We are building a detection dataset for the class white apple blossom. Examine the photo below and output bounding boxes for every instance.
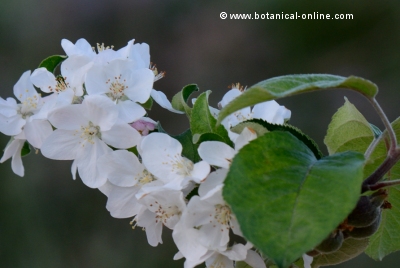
[41,95,141,188]
[85,59,154,123]
[134,188,186,246]
[140,132,210,190]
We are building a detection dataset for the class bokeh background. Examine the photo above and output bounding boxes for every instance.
[1,0,400,267]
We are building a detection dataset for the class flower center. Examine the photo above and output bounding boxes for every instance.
[105,74,128,101]
[214,204,232,228]
[48,76,69,93]
[78,121,100,145]
[137,170,156,186]
[173,157,194,176]
[152,201,181,225]
[18,93,40,117]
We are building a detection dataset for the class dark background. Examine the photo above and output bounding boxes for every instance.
[1,0,400,267]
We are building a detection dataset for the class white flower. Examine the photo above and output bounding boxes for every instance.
[134,188,186,246]
[150,89,185,114]
[41,95,141,188]
[85,59,154,123]
[140,132,210,190]
[0,71,53,149]
[172,169,242,264]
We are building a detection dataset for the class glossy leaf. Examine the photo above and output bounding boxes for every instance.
[38,55,67,73]
[171,84,199,116]
[223,131,365,268]
[190,91,232,146]
[324,97,374,155]
[173,129,200,163]
[311,238,369,268]
[218,74,378,124]
[232,119,323,159]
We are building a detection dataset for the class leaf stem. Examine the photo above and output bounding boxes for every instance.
[362,148,400,192]
[367,178,400,191]
[369,97,397,153]
[364,136,381,160]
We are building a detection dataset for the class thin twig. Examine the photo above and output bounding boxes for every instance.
[369,97,397,153]
[367,178,400,191]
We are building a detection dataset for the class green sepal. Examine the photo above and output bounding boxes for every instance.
[218,74,378,125]
[231,119,323,159]
[171,84,199,116]
[38,55,67,74]
[370,123,382,139]
[223,131,365,268]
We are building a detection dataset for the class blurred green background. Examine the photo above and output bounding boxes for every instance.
[1,0,400,267]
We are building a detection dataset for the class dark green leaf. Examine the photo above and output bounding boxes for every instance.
[231,119,323,159]
[190,91,232,146]
[171,84,199,116]
[172,129,200,163]
[223,131,365,268]
[38,55,67,73]
[218,74,378,124]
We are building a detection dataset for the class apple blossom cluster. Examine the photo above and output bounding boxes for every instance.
[0,38,312,268]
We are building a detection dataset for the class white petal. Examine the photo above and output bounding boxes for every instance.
[83,95,118,131]
[234,127,257,151]
[13,70,38,102]
[71,159,77,180]
[244,250,266,268]
[116,100,146,123]
[137,209,163,246]
[106,185,142,218]
[252,100,291,124]
[0,114,25,136]
[190,161,210,183]
[0,97,18,117]
[101,122,141,149]
[76,139,111,188]
[151,89,185,114]
[0,138,25,177]
[124,68,154,103]
[199,169,228,197]
[41,130,81,160]
[198,141,236,169]
[303,254,313,268]
[48,104,87,130]
[30,68,57,93]
[97,150,143,187]
[24,119,53,148]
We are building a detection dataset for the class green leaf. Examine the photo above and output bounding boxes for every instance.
[21,141,31,157]
[171,84,199,116]
[370,124,382,139]
[217,74,378,124]
[311,238,369,268]
[231,119,323,159]
[364,118,400,260]
[38,55,67,73]
[223,131,365,268]
[140,97,153,110]
[324,97,374,155]
[172,129,200,163]
[190,91,232,146]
